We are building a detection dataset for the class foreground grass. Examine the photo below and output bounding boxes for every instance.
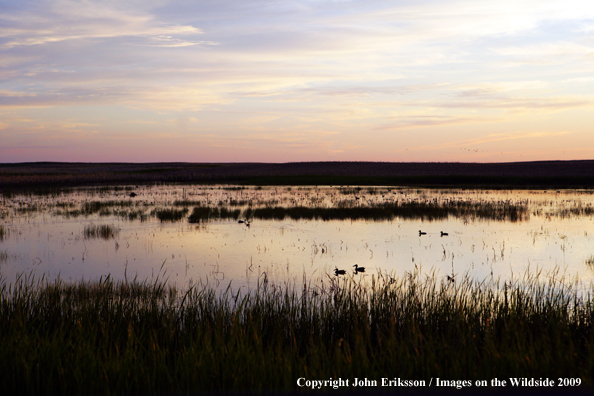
[0,272,593,395]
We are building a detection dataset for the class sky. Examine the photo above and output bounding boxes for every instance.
[1,0,594,163]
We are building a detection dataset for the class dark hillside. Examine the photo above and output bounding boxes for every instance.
[1,160,594,189]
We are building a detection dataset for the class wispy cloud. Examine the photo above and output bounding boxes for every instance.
[2,0,594,162]
[374,115,491,131]
[398,96,594,112]
[0,0,205,49]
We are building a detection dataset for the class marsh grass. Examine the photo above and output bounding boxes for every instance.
[81,200,135,216]
[2,185,562,224]
[187,206,242,223]
[250,200,528,222]
[172,199,203,207]
[113,208,149,222]
[0,270,592,395]
[183,200,527,224]
[152,207,189,222]
[82,224,119,240]
[0,225,6,241]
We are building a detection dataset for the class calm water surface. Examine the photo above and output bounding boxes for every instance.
[2,185,594,292]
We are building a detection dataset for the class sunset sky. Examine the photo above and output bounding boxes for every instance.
[1,0,594,163]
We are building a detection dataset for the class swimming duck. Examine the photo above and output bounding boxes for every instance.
[353,264,365,273]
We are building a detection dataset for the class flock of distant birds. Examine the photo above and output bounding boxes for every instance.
[241,215,452,279]
[334,264,366,276]
[419,230,448,236]
[128,192,452,280]
[333,230,450,277]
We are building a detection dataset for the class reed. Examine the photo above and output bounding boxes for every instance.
[152,207,189,222]
[182,200,529,224]
[187,206,241,223]
[0,271,592,395]
[113,209,149,222]
[82,224,119,240]
[250,200,528,222]
[81,200,135,216]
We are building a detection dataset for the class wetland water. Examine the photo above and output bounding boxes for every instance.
[1,185,594,292]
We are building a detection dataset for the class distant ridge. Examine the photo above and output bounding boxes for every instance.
[1,160,594,189]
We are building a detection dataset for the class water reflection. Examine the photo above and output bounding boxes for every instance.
[1,186,594,292]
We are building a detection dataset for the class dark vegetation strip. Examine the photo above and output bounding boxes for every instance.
[81,200,135,215]
[188,206,242,223]
[5,197,530,222]
[4,161,594,190]
[152,208,189,222]
[82,224,119,240]
[50,201,528,223]
[250,201,527,222]
[0,274,592,395]
[186,201,528,222]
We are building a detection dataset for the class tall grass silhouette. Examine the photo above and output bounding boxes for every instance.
[0,269,592,394]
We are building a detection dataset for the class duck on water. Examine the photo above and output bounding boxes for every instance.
[353,264,365,273]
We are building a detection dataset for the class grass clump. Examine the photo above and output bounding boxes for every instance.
[249,200,528,222]
[182,200,528,224]
[81,200,134,216]
[152,207,189,222]
[0,271,592,395]
[113,209,149,222]
[187,206,241,223]
[82,224,119,240]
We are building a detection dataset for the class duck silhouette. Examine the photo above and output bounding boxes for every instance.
[353,264,365,273]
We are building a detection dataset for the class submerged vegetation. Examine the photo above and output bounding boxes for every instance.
[0,271,592,394]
